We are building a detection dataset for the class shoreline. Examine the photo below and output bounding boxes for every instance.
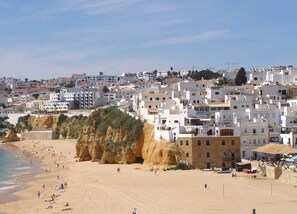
[0,142,44,204]
[0,139,297,213]
[0,139,77,213]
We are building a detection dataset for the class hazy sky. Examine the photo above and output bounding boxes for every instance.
[0,0,296,80]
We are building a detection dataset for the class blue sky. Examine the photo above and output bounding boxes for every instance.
[0,0,297,80]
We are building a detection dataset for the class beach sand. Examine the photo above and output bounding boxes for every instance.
[0,139,297,214]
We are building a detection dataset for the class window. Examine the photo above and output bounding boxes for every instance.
[163,97,165,100]
[180,140,183,146]
[206,140,210,146]
[222,140,225,146]
[148,105,151,108]
[263,139,266,144]
[198,152,201,158]
[186,140,189,146]
[186,153,189,157]
[222,162,226,168]
[197,140,201,146]
[156,97,159,100]
[253,139,256,144]
[234,106,237,109]
[231,153,235,160]
[231,140,235,145]
[215,92,219,95]
[150,98,152,100]
[261,128,264,133]
[244,128,247,133]
[242,151,246,158]
[206,152,210,158]
[174,120,178,123]
[253,129,256,134]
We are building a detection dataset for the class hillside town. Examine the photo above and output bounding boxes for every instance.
[1,66,297,170]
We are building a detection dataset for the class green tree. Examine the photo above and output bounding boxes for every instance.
[4,88,12,93]
[190,69,221,81]
[217,77,230,86]
[235,67,247,86]
[32,93,39,99]
[172,71,178,77]
[65,80,75,88]
[102,86,110,93]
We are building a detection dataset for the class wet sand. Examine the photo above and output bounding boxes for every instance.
[0,139,297,213]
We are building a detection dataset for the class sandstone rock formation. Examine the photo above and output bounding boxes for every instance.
[16,114,87,139]
[75,108,183,166]
[141,124,183,165]
[15,108,183,166]
[3,127,20,142]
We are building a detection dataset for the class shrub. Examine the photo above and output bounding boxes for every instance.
[174,162,189,170]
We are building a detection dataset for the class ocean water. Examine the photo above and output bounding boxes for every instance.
[0,144,30,196]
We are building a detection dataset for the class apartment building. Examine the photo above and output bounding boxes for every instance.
[177,125,241,169]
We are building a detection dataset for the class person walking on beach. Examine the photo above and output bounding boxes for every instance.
[37,191,40,198]
[132,208,137,214]
[117,167,121,173]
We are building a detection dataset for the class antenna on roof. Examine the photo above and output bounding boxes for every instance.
[225,62,238,71]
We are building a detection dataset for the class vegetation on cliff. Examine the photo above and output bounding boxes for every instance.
[59,114,87,139]
[15,114,32,132]
[0,116,9,139]
[15,114,87,139]
[76,108,182,165]
[76,107,144,163]
[97,107,143,142]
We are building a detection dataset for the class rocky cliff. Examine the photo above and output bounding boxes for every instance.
[3,126,20,142]
[16,114,87,139]
[76,108,182,165]
[15,108,183,166]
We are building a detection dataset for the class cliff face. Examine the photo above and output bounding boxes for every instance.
[15,108,182,166]
[16,114,87,139]
[28,115,59,129]
[3,127,20,142]
[76,108,182,166]
[141,124,182,165]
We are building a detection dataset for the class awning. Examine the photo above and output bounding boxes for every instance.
[252,143,297,155]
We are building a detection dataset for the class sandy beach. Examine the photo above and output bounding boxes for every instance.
[0,139,297,214]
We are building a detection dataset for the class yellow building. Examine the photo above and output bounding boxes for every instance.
[178,135,241,169]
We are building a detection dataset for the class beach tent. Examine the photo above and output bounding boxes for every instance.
[55,184,64,190]
[252,143,297,155]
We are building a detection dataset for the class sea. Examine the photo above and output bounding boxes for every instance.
[0,143,34,203]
